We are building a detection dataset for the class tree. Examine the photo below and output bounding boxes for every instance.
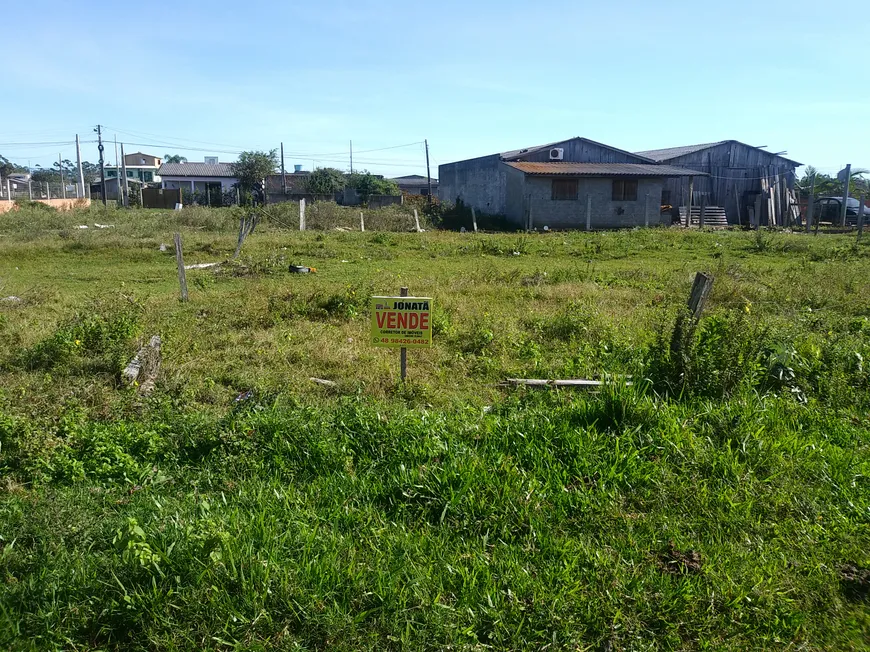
[305,167,346,194]
[231,150,278,205]
[0,155,27,178]
[346,171,400,200]
[164,154,188,164]
[80,162,100,184]
[797,165,868,198]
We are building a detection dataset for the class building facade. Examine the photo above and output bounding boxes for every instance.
[391,175,438,196]
[105,152,163,184]
[439,137,703,229]
[156,161,238,198]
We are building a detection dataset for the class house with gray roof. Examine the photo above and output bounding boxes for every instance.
[157,159,238,199]
[634,140,802,226]
[438,137,704,230]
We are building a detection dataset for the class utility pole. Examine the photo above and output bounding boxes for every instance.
[95,125,106,205]
[349,140,353,174]
[839,163,851,227]
[75,134,85,199]
[280,142,286,195]
[425,139,432,204]
[120,143,129,207]
[59,153,66,199]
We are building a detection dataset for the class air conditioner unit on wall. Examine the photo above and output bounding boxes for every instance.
[549,148,564,160]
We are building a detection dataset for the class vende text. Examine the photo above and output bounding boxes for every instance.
[376,311,430,330]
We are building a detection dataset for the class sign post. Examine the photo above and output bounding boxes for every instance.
[371,288,433,381]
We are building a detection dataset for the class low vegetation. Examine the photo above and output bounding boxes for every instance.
[0,204,868,649]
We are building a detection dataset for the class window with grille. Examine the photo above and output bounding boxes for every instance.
[552,178,578,200]
[612,179,638,201]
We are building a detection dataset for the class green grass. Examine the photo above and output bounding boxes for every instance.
[0,205,868,650]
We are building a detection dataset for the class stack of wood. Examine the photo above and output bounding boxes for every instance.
[679,206,729,228]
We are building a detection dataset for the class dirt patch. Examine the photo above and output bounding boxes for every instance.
[657,541,703,575]
[840,565,870,601]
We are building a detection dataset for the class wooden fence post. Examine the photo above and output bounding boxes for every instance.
[687,272,714,321]
[685,176,694,227]
[299,198,306,230]
[805,183,815,234]
[174,233,189,302]
[733,185,742,227]
[670,272,714,359]
[414,209,423,232]
[359,211,365,232]
[399,286,408,381]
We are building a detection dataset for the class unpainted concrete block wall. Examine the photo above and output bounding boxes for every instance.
[438,154,505,215]
[506,175,666,230]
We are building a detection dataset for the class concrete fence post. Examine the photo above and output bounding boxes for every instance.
[644,192,650,227]
[586,194,592,231]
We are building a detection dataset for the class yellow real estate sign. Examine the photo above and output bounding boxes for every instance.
[371,296,433,348]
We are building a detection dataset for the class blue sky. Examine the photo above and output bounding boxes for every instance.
[2,0,867,179]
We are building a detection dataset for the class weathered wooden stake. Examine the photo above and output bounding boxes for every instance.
[299,198,306,230]
[528,202,534,231]
[753,194,762,230]
[585,194,592,231]
[471,207,478,232]
[174,233,188,302]
[857,194,865,243]
[687,272,714,322]
[685,176,694,227]
[733,185,742,227]
[414,209,422,232]
[400,286,408,381]
[670,272,714,359]
[359,211,365,232]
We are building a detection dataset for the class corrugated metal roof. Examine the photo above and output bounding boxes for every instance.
[505,162,706,177]
[636,140,802,165]
[500,140,565,160]
[500,137,655,163]
[635,142,726,162]
[156,162,236,177]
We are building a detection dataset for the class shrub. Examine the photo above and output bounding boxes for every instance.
[21,305,139,374]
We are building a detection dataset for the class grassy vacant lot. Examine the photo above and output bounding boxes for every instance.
[0,203,868,650]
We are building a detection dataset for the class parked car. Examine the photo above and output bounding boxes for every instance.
[813,197,866,224]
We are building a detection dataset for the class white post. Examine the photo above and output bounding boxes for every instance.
[840,163,851,228]
[414,209,422,232]
[120,143,129,207]
[644,192,650,227]
[586,194,592,231]
[299,198,306,230]
[28,181,32,200]
[359,211,365,232]
[5,178,10,202]
[60,153,66,200]
[471,207,478,232]
[189,179,194,199]
[75,134,85,199]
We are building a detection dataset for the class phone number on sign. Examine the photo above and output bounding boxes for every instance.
[380,338,429,345]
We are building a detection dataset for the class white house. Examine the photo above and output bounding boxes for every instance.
[105,152,163,184]
[156,160,238,197]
